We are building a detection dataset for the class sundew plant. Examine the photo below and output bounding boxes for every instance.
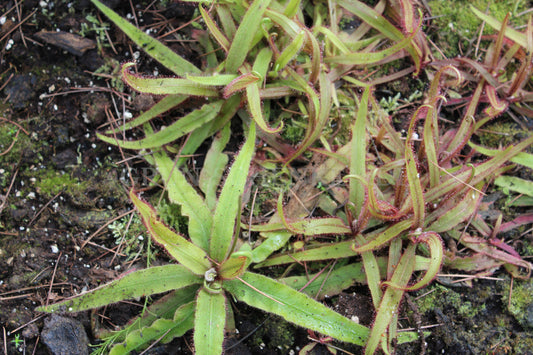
[36,0,533,354]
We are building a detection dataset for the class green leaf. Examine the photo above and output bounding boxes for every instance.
[280,256,430,299]
[91,0,200,76]
[224,272,370,345]
[469,141,533,169]
[210,122,256,262]
[199,124,231,211]
[104,95,187,134]
[470,5,528,48]
[37,265,201,313]
[427,186,483,233]
[336,0,421,72]
[494,176,533,197]
[253,217,351,235]
[251,231,292,263]
[225,0,272,73]
[121,63,219,96]
[219,252,251,280]
[246,81,283,133]
[131,191,212,275]
[273,30,306,72]
[106,285,198,344]
[109,301,195,355]
[365,243,416,354]
[200,5,230,52]
[186,74,238,86]
[350,86,370,215]
[98,100,223,150]
[223,72,262,98]
[194,289,227,355]
[153,150,213,250]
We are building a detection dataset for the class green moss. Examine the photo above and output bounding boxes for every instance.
[502,280,533,329]
[34,169,89,198]
[478,122,529,148]
[250,315,295,352]
[428,0,530,58]
[416,284,485,318]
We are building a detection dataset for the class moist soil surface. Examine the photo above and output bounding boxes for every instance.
[1,1,532,354]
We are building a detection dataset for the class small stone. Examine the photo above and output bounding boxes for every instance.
[41,314,89,355]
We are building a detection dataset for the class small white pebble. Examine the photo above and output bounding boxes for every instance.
[51,244,59,253]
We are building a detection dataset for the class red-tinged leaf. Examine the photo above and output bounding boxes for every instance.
[365,243,416,355]
[37,265,201,313]
[91,0,200,76]
[121,63,219,97]
[130,190,212,275]
[383,232,444,291]
[199,5,230,52]
[223,272,371,346]
[484,85,508,117]
[223,72,262,98]
[500,213,533,233]
[219,254,251,280]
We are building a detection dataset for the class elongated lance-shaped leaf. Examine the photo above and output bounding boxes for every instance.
[37,265,201,313]
[121,63,219,96]
[273,30,306,72]
[425,135,533,203]
[405,147,424,229]
[257,220,412,268]
[356,235,382,309]
[246,80,283,133]
[175,94,242,169]
[199,124,231,211]
[194,289,227,355]
[325,33,415,65]
[386,232,443,291]
[280,256,431,299]
[224,272,370,346]
[186,74,238,86]
[251,231,292,263]
[98,100,223,150]
[470,5,528,48]
[153,150,212,250]
[352,219,413,253]
[365,243,416,355]
[105,286,199,344]
[468,141,533,169]
[91,0,200,76]
[251,217,351,235]
[225,0,272,73]
[350,86,370,216]
[495,176,533,197]
[224,72,262,98]
[110,301,195,355]
[200,5,230,52]
[104,95,187,134]
[427,184,483,233]
[336,0,421,72]
[285,70,330,164]
[131,191,211,275]
[210,122,256,262]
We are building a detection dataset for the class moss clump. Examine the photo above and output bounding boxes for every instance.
[416,284,485,318]
[34,169,89,199]
[502,280,533,329]
[250,315,296,352]
[428,0,530,58]
[478,122,529,148]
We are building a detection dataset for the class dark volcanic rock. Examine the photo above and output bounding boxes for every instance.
[41,314,89,355]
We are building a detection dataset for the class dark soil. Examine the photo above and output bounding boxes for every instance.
[1,1,532,355]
